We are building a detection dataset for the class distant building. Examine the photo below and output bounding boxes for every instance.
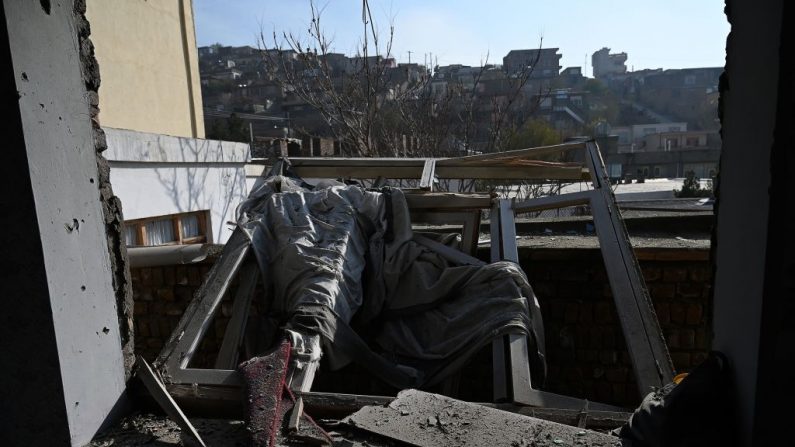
[592,48,628,79]
[604,129,720,179]
[503,48,562,78]
[87,0,205,138]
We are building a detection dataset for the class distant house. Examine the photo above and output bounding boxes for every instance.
[502,48,562,78]
[592,48,628,78]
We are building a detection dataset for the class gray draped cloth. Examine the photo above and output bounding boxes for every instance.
[238,174,546,389]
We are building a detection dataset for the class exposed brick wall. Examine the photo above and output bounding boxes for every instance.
[131,245,711,408]
[520,247,711,407]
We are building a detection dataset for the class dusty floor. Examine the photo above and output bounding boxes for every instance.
[87,412,398,446]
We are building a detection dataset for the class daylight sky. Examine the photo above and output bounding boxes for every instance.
[193,0,729,76]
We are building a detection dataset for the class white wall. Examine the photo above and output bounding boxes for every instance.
[104,128,250,243]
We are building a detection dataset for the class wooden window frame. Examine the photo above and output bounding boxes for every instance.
[124,210,210,247]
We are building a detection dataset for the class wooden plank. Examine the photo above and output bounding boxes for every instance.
[513,190,594,213]
[409,211,472,226]
[419,159,436,190]
[137,356,208,447]
[434,164,588,180]
[342,389,623,447]
[165,384,394,419]
[169,368,242,386]
[155,228,251,378]
[214,261,259,369]
[288,360,319,393]
[288,396,304,433]
[405,193,492,210]
[413,234,486,266]
[460,210,481,256]
[584,141,674,395]
[435,141,586,165]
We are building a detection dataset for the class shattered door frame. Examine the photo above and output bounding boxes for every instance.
[152,140,673,411]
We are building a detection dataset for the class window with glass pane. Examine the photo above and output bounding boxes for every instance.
[181,214,200,238]
[145,219,176,245]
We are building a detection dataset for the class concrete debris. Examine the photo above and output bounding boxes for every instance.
[343,389,624,447]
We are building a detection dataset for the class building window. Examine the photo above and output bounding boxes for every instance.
[654,166,661,178]
[124,211,210,247]
[686,137,700,147]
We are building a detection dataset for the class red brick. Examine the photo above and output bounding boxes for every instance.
[578,349,597,363]
[595,302,615,324]
[578,303,593,323]
[175,265,189,285]
[599,350,618,365]
[163,266,176,285]
[592,267,608,282]
[564,303,579,324]
[605,367,628,383]
[655,302,670,324]
[641,266,662,282]
[689,266,711,282]
[671,352,691,371]
[558,282,581,299]
[165,303,184,316]
[137,319,150,337]
[677,283,702,299]
[129,268,141,282]
[692,351,708,367]
[670,302,686,324]
[133,301,148,316]
[695,329,710,350]
[187,267,201,286]
[679,329,695,349]
[686,304,704,325]
[663,267,688,283]
[140,267,153,286]
[157,318,172,337]
[592,367,605,379]
[551,267,589,282]
[666,330,679,349]
[156,288,175,301]
[649,283,675,299]
[151,268,164,287]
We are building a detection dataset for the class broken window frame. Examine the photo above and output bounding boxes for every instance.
[151,140,673,415]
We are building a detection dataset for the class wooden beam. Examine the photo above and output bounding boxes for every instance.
[435,141,586,165]
[405,193,492,210]
[155,228,251,378]
[137,357,208,447]
[513,190,594,213]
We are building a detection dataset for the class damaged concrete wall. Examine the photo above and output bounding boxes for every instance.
[0,0,133,444]
[712,0,783,444]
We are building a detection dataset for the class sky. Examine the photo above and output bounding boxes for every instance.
[193,0,729,76]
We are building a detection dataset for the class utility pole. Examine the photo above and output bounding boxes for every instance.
[407,50,413,64]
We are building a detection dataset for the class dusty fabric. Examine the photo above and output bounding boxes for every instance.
[238,172,546,388]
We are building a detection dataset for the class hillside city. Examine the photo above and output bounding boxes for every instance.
[199,45,721,183]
